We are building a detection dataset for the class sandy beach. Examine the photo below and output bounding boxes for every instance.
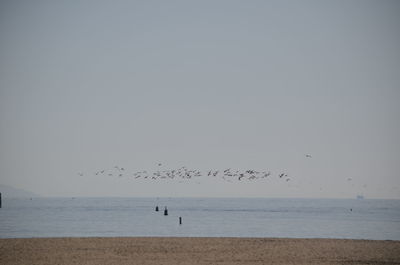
[0,237,399,265]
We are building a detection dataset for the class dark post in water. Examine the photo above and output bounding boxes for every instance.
[155,205,159,212]
[164,206,168,216]
[179,216,182,225]
[0,192,2,208]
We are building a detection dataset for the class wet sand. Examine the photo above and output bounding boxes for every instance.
[1,237,399,265]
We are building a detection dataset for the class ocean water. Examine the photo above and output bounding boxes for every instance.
[0,197,399,240]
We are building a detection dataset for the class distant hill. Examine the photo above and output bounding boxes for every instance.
[0,184,41,198]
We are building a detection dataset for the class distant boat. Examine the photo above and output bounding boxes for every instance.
[356,195,364,200]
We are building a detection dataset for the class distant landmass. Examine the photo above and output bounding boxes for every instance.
[0,184,41,198]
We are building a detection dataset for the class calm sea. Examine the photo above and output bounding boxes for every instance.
[0,197,399,240]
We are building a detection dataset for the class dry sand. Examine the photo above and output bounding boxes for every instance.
[1,237,399,265]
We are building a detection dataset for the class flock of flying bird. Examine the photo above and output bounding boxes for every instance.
[77,154,314,182]
[78,154,311,182]
[76,154,371,198]
[83,166,290,182]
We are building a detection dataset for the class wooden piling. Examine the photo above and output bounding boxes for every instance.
[164,206,168,216]
[155,205,159,212]
[0,192,2,208]
[179,216,182,225]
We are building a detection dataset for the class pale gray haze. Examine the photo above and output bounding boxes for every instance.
[0,0,399,198]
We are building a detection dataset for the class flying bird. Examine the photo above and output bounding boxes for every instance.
[263,172,271,178]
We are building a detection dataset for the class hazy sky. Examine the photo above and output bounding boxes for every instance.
[0,0,399,198]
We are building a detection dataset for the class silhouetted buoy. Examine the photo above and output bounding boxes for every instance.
[155,205,159,212]
[164,206,168,216]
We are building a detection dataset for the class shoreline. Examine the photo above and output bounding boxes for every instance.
[1,237,399,265]
[1,236,400,241]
